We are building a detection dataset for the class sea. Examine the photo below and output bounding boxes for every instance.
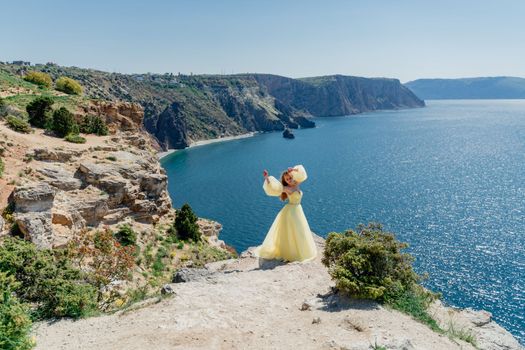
[161,100,525,343]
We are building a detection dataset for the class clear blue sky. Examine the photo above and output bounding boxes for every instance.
[2,0,524,82]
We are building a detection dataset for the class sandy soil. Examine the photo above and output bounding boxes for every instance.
[32,235,489,350]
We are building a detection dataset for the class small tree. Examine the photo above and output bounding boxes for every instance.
[173,203,201,241]
[26,96,54,128]
[0,97,6,117]
[52,107,77,137]
[114,224,137,246]
[80,115,109,135]
[55,77,83,95]
[23,71,52,88]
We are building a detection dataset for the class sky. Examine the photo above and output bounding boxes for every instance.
[2,0,524,82]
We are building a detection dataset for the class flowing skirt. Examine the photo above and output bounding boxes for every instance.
[253,203,317,262]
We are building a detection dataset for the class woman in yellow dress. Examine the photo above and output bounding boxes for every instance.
[253,165,318,263]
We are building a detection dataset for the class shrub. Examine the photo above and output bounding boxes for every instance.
[0,237,98,319]
[23,71,52,88]
[80,115,108,136]
[322,223,420,302]
[64,133,86,144]
[0,158,4,179]
[0,272,34,350]
[0,97,6,117]
[68,229,135,307]
[52,107,77,137]
[114,224,137,246]
[172,203,201,241]
[6,116,31,134]
[26,96,54,128]
[55,77,83,95]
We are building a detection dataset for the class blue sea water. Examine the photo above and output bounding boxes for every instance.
[161,100,525,343]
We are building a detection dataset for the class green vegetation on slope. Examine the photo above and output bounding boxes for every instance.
[322,223,477,346]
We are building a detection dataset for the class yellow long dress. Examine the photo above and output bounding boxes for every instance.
[253,165,318,263]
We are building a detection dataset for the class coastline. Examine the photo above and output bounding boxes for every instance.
[158,131,258,160]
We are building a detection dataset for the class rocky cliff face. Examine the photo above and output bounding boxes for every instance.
[0,105,172,248]
[1,64,424,151]
[255,74,425,116]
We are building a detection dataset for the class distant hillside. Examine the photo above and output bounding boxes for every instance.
[1,63,424,150]
[405,77,525,100]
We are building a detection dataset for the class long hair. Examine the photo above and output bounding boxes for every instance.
[280,171,290,201]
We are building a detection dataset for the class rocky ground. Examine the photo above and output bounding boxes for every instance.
[33,235,523,350]
[0,103,171,247]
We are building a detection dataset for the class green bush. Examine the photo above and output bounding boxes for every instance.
[172,203,201,241]
[6,116,31,134]
[0,273,34,350]
[322,223,420,302]
[64,133,86,144]
[23,71,52,88]
[80,115,108,136]
[55,77,83,95]
[0,157,4,179]
[114,224,137,246]
[0,97,7,117]
[0,237,98,319]
[52,107,78,137]
[26,96,54,128]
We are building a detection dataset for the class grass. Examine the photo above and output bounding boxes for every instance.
[5,115,32,133]
[370,341,387,350]
[387,287,441,332]
[65,133,86,144]
[387,288,478,347]
[444,321,478,348]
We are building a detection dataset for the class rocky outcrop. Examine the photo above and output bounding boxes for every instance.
[79,100,144,133]
[254,74,425,117]
[2,98,172,248]
[33,234,523,350]
[283,128,295,139]
[10,143,172,248]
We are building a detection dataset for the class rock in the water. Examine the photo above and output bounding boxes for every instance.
[283,128,295,139]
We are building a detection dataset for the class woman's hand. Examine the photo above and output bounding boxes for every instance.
[287,167,297,173]
[263,169,269,178]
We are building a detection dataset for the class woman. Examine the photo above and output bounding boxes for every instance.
[253,165,318,263]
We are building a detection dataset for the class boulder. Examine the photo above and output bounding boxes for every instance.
[172,268,216,283]
[12,183,55,213]
[37,164,82,191]
[33,148,82,162]
[15,212,55,248]
[283,128,295,139]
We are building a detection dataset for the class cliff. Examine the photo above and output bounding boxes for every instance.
[255,74,425,116]
[405,76,525,99]
[33,234,523,350]
[1,63,424,150]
